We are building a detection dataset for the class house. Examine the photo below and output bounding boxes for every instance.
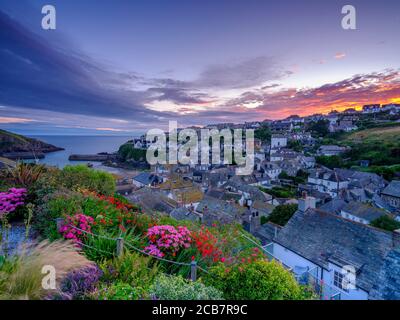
[300,156,316,169]
[196,196,247,226]
[271,134,287,149]
[381,181,400,209]
[362,104,381,114]
[269,197,400,300]
[339,201,388,225]
[318,145,348,156]
[382,104,400,113]
[307,168,349,197]
[126,188,178,214]
[132,172,163,187]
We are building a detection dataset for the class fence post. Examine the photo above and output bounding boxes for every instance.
[191,260,197,281]
[116,237,124,257]
[55,218,64,231]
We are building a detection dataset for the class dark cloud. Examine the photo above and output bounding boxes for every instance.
[194,56,286,89]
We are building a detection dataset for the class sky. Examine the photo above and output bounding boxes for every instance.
[0,0,400,135]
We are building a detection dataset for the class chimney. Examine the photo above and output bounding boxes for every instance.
[393,229,400,248]
[249,210,260,234]
[298,196,316,212]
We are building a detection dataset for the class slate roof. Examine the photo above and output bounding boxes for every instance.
[369,248,400,300]
[133,172,162,185]
[341,201,388,222]
[274,209,394,293]
[254,222,282,245]
[170,207,200,222]
[382,180,400,198]
[319,198,347,215]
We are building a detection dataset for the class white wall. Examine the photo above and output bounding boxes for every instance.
[272,243,370,300]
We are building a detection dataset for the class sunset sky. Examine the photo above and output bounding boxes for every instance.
[1,0,400,135]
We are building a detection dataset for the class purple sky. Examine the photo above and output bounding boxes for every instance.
[1,0,400,135]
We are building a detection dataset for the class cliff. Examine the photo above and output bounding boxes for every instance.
[0,129,64,159]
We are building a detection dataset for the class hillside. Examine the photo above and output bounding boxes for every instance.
[0,129,63,157]
[325,123,400,168]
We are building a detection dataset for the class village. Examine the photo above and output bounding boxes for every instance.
[112,103,400,300]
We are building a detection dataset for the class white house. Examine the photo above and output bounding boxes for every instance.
[271,135,287,149]
[307,169,349,197]
[267,197,400,300]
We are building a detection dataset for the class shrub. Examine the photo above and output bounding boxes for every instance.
[57,264,103,300]
[5,163,45,188]
[204,260,305,300]
[371,215,400,232]
[144,225,191,258]
[59,165,116,195]
[99,251,159,298]
[267,204,298,226]
[59,213,95,245]
[150,274,223,300]
[96,282,140,300]
[0,240,91,300]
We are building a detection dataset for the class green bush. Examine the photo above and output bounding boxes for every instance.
[267,204,298,226]
[99,251,159,297]
[150,274,223,300]
[97,282,141,300]
[204,260,306,300]
[371,215,400,232]
[59,165,116,195]
[118,144,147,162]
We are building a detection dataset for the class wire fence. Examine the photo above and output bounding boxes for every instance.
[66,223,206,280]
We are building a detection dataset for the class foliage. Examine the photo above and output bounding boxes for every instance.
[0,240,91,300]
[57,265,103,300]
[5,163,45,188]
[316,155,346,169]
[287,140,303,152]
[58,165,116,195]
[204,260,306,300]
[370,215,400,232]
[261,186,296,198]
[118,143,147,162]
[150,274,223,300]
[267,204,298,226]
[359,165,400,181]
[96,282,140,300]
[307,120,330,137]
[99,251,159,299]
[254,126,272,143]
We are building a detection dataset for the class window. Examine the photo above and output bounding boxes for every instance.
[333,271,349,292]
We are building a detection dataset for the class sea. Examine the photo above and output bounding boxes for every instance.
[29,135,133,168]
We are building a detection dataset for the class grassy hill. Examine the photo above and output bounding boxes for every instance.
[0,129,63,155]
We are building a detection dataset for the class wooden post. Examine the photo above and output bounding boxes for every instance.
[116,237,124,257]
[191,260,197,281]
[55,218,64,231]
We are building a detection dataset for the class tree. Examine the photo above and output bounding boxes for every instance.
[254,126,272,143]
[370,215,400,232]
[308,120,329,137]
[267,204,298,226]
[316,155,345,169]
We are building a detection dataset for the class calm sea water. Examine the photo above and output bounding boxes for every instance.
[30,136,132,168]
